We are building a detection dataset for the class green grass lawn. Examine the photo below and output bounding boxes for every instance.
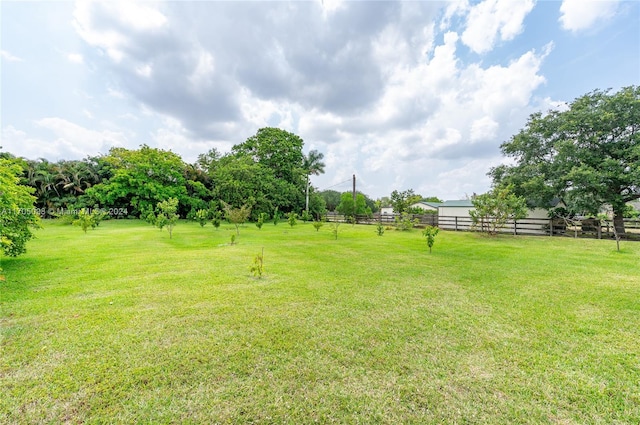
[1,219,639,424]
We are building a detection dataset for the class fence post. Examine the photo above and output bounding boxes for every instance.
[455,216,458,231]
[549,218,553,236]
[513,220,517,236]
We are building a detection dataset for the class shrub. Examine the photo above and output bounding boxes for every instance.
[300,210,312,223]
[273,207,281,225]
[256,212,268,229]
[73,208,96,234]
[211,210,222,230]
[249,248,264,278]
[330,222,340,240]
[394,212,419,231]
[312,221,324,232]
[195,209,209,227]
[287,212,298,227]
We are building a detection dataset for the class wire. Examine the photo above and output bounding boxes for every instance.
[318,179,352,192]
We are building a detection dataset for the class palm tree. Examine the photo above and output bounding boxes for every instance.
[302,150,325,213]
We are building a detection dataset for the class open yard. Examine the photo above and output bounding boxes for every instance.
[1,220,639,424]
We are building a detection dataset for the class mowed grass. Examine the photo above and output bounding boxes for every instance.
[1,219,639,424]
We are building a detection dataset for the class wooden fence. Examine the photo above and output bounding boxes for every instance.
[324,212,640,240]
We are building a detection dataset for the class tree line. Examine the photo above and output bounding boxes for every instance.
[3,127,331,222]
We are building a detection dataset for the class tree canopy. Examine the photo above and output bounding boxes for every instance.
[470,186,528,235]
[490,86,640,233]
[390,189,422,214]
[9,128,334,222]
[232,127,305,184]
[0,158,41,257]
[86,145,190,217]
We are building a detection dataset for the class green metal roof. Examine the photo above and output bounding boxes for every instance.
[439,200,474,208]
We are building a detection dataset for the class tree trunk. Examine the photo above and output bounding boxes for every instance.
[305,175,310,213]
[613,205,626,235]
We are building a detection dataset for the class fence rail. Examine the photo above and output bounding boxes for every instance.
[324,213,640,240]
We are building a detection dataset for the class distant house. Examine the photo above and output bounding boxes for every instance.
[380,206,394,215]
[437,200,475,217]
[409,201,442,212]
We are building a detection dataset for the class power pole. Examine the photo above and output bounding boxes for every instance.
[352,174,356,204]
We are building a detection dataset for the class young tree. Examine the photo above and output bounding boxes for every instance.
[156,198,179,239]
[470,186,528,235]
[0,158,41,257]
[73,208,96,233]
[490,86,640,235]
[255,212,267,229]
[221,201,251,235]
[287,212,298,227]
[195,209,209,227]
[423,226,440,253]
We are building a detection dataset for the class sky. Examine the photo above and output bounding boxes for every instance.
[1,0,639,201]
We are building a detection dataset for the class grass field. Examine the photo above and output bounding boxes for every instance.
[1,219,639,424]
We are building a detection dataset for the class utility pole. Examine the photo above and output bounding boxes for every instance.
[352,174,356,204]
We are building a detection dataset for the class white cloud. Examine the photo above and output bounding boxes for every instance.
[470,117,499,142]
[152,117,231,163]
[3,121,125,161]
[107,87,126,99]
[559,0,619,32]
[440,0,470,31]
[461,0,535,54]
[67,53,84,64]
[73,0,167,63]
[34,118,128,158]
[1,50,23,62]
[2,126,59,159]
[12,1,562,200]
[320,0,345,18]
[135,64,152,78]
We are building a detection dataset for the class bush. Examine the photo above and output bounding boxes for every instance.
[394,213,419,231]
[256,212,267,229]
[211,210,222,230]
[287,212,298,227]
[195,209,209,227]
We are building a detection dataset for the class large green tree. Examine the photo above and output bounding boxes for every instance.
[390,189,422,214]
[491,86,640,234]
[336,192,371,219]
[86,145,189,217]
[0,158,41,257]
[226,128,308,214]
[212,155,281,219]
[319,190,342,212]
[232,127,305,184]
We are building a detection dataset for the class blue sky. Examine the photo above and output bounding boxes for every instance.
[1,0,638,200]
